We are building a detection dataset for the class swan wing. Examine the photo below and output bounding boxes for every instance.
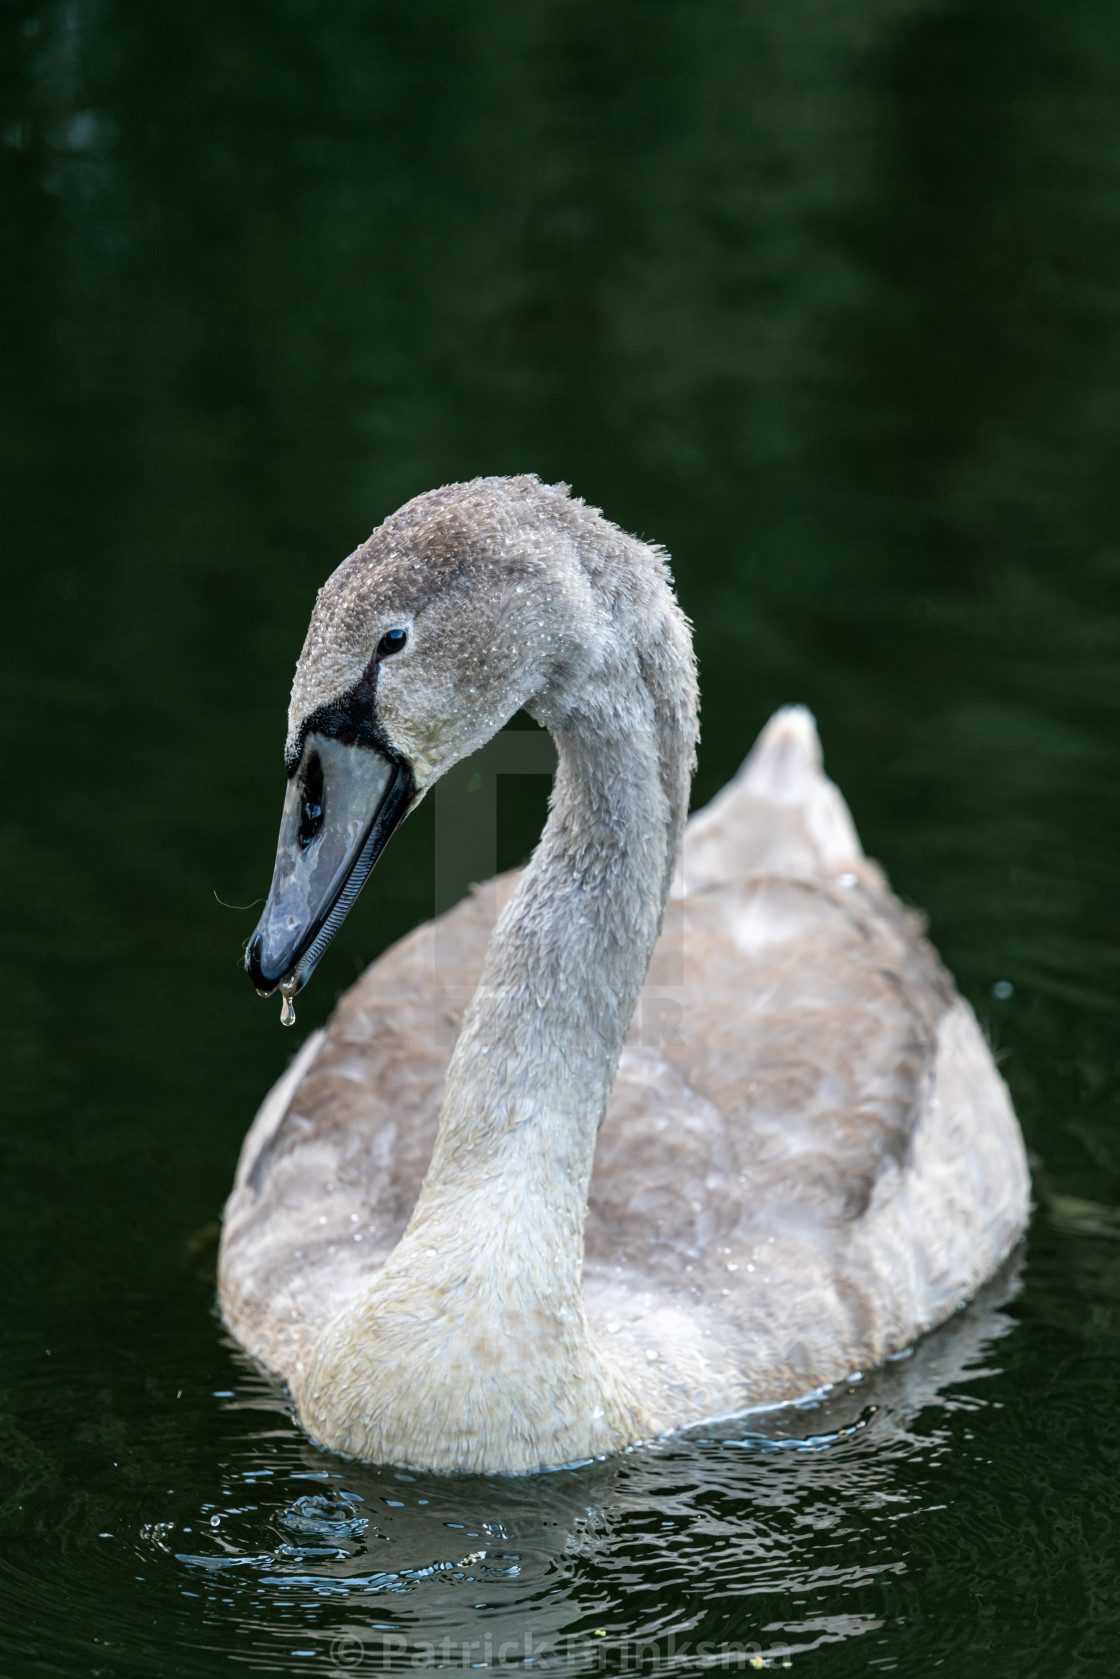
[584,707,1028,1410]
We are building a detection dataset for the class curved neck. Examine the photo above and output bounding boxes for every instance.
[406,646,693,1273]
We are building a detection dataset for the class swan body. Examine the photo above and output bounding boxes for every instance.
[220,475,1029,1472]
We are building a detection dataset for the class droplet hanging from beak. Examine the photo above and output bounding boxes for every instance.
[280,995,296,1027]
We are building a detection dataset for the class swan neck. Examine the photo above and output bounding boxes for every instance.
[419,697,683,1228]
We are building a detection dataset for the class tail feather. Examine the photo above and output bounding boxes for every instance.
[675,706,864,896]
[740,705,824,800]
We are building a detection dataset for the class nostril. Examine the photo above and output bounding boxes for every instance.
[298,795,323,849]
[298,752,326,850]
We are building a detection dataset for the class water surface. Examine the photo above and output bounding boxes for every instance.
[2,0,1119,1673]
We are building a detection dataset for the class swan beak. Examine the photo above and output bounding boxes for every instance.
[245,733,414,998]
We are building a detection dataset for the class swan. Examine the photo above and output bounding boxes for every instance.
[219,473,1029,1474]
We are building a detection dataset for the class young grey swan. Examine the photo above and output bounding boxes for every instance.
[220,474,1029,1473]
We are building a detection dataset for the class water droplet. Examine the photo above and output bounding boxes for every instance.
[280,996,296,1027]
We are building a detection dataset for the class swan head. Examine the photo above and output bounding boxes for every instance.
[245,475,608,999]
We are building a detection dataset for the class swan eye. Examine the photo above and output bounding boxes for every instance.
[298,752,325,850]
[377,628,407,658]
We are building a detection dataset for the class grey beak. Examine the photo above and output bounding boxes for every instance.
[245,733,413,998]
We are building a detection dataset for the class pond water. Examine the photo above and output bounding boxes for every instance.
[2,0,1120,1674]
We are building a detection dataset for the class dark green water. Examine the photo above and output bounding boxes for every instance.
[3,0,1120,1673]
